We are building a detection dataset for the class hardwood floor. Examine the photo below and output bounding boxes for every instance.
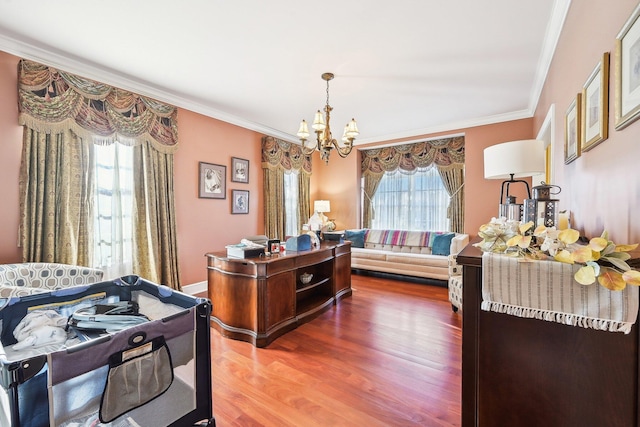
[207,274,462,426]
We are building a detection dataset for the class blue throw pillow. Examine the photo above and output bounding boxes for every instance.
[432,233,455,256]
[344,229,366,248]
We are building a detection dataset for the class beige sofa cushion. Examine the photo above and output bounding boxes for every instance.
[349,248,388,262]
[349,230,469,281]
[385,252,449,268]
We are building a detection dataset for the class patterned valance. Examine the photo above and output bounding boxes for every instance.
[18,59,178,153]
[261,136,312,174]
[361,136,465,176]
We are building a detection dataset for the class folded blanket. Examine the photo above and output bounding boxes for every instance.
[482,252,639,334]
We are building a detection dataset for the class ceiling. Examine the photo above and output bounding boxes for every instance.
[0,0,570,145]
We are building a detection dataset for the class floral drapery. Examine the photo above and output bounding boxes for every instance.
[261,136,312,240]
[19,128,95,266]
[18,59,178,152]
[361,136,465,233]
[17,59,181,289]
[361,136,464,176]
[261,135,313,175]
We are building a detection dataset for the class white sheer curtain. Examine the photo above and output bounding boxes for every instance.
[370,165,450,231]
[92,141,134,279]
[283,170,300,237]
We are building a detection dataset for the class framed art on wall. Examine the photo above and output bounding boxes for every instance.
[199,162,226,199]
[231,157,249,183]
[582,52,609,151]
[615,4,640,130]
[231,190,249,214]
[565,93,582,164]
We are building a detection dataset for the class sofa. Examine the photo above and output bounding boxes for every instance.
[344,229,469,282]
[0,263,104,301]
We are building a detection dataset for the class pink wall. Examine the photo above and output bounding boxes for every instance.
[534,1,640,244]
[174,110,263,285]
[0,52,23,263]
[461,119,535,234]
[310,150,360,231]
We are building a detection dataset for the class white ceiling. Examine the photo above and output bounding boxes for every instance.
[0,0,570,145]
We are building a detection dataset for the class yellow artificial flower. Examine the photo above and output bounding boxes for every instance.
[558,228,580,244]
[574,265,596,285]
[597,268,627,291]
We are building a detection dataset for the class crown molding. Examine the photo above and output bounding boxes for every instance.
[0,32,295,142]
[528,0,572,112]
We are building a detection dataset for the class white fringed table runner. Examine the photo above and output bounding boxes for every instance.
[482,252,639,333]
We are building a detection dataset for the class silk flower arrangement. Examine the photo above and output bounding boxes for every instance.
[475,218,640,291]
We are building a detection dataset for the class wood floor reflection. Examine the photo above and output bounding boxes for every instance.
[208,274,462,426]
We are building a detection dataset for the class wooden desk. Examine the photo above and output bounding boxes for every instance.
[206,242,351,347]
[457,241,640,426]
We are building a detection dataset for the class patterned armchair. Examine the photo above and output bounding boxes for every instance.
[0,263,104,301]
[448,255,463,312]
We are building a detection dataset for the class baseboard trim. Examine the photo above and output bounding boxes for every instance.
[351,269,448,287]
[181,280,207,296]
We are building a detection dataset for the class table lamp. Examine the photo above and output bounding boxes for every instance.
[314,200,331,224]
[484,139,545,221]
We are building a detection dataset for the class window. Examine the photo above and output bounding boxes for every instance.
[283,170,299,237]
[93,142,134,279]
[370,166,449,231]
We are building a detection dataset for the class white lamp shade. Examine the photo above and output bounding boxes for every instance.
[484,139,545,179]
[342,124,350,142]
[314,200,330,213]
[312,110,326,131]
[297,120,310,138]
[345,118,359,137]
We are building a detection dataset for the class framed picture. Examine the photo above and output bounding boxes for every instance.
[199,162,226,199]
[564,93,582,164]
[268,239,281,253]
[231,157,249,183]
[582,52,609,151]
[231,190,249,214]
[615,4,640,130]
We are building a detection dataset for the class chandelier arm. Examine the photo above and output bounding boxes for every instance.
[334,141,354,158]
[300,138,318,155]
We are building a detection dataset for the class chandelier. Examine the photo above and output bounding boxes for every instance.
[296,72,359,164]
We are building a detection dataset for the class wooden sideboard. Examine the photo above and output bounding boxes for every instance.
[457,242,640,426]
[206,241,351,347]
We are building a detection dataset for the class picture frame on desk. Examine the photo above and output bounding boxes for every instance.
[268,239,281,253]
